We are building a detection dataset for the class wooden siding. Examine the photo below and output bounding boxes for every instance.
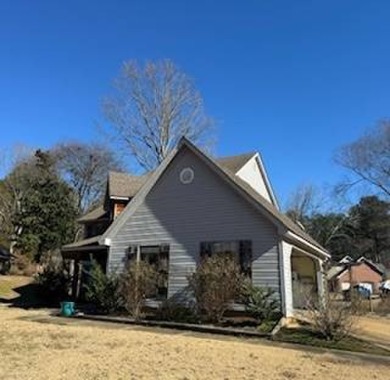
[108,146,281,299]
[114,202,127,218]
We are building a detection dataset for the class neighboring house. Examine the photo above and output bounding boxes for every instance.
[62,138,329,317]
[0,246,12,274]
[328,256,385,294]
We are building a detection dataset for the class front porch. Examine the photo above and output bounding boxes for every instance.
[61,236,108,299]
[281,241,327,317]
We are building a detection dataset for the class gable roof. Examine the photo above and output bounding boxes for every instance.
[102,138,329,258]
[108,171,151,199]
[78,205,108,223]
[215,152,255,174]
[108,153,254,199]
[356,257,385,275]
[329,258,385,280]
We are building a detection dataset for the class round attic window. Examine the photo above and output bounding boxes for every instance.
[180,167,194,184]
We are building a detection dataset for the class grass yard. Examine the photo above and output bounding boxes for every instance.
[0,275,34,300]
[274,327,390,356]
[0,307,389,380]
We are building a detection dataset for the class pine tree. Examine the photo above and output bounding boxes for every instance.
[14,150,77,262]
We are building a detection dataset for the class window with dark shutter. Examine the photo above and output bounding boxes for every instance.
[239,240,252,278]
[126,245,137,262]
[137,244,170,299]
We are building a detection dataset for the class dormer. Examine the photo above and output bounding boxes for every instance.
[106,171,151,220]
[216,152,279,209]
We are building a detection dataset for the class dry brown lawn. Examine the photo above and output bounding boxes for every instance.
[0,307,389,380]
[357,315,390,350]
[0,275,33,300]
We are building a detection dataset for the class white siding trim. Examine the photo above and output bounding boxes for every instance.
[317,260,325,299]
[280,241,293,317]
[236,154,279,208]
[284,231,330,259]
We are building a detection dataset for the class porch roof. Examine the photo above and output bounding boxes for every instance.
[62,235,107,251]
[61,235,108,260]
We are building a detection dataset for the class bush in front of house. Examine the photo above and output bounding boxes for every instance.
[188,253,245,323]
[84,261,122,314]
[242,284,281,325]
[119,260,157,320]
[156,298,199,324]
[36,260,71,303]
[306,291,358,341]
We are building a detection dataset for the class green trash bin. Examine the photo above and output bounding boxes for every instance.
[60,301,75,317]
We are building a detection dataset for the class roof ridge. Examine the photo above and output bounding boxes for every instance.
[216,151,256,160]
[109,170,148,177]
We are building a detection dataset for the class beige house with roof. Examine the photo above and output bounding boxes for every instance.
[62,138,329,316]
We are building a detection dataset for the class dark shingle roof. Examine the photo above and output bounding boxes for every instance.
[78,205,108,223]
[62,235,102,250]
[108,171,151,198]
[215,152,255,173]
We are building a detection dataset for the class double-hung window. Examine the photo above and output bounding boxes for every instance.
[200,240,252,278]
[127,244,170,299]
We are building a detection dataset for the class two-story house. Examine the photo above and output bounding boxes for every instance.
[62,138,329,317]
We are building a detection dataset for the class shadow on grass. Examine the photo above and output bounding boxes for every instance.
[274,327,390,357]
[0,281,53,309]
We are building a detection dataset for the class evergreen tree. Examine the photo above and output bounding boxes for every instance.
[13,150,77,262]
[349,196,390,263]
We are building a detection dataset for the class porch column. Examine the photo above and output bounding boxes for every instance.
[316,259,325,300]
[280,241,293,317]
[71,260,81,299]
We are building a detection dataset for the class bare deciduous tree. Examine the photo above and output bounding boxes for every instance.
[103,59,214,171]
[53,142,122,212]
[285,184,322,225]
[0,145,35,252]
[335,120,390,198]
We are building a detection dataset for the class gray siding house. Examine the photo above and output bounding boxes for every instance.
[62,138,329,316]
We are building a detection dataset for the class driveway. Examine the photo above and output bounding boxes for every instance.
[357,315,390,350]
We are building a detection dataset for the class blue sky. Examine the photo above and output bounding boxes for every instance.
[1,1,389,205]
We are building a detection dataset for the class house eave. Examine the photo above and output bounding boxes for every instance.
[110,196,130,201]
[284,231,330,260]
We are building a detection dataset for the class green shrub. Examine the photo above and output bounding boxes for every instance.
[242,284,280,324]
[188,253,245,323]
[36,260,71,302]
[157,299,199,324]
[84,261,121,314]
[119,260,157,320]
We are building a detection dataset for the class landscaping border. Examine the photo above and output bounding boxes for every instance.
[70,313,272,338]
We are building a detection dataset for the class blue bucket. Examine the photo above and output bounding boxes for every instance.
[60,301,75,317]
